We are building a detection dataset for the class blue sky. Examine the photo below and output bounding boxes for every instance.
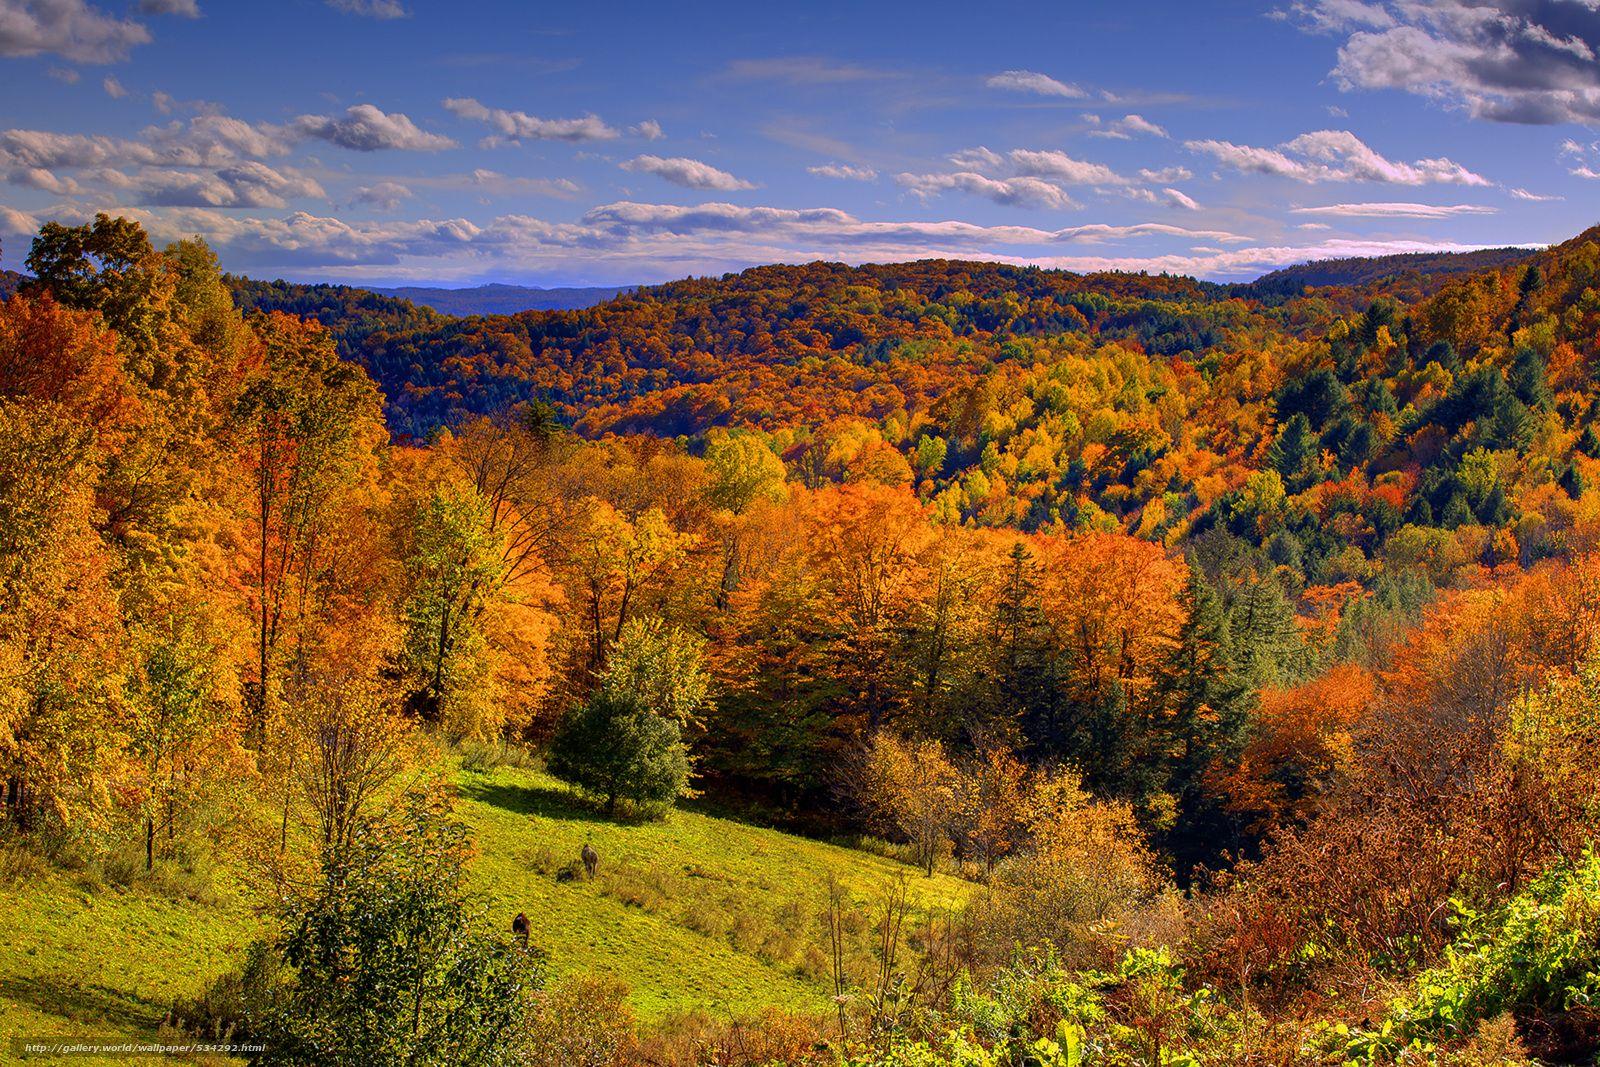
[0,0,1595,286]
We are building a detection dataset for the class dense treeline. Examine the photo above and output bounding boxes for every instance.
[1238,246,1534,304]
[5,214,1600,1063]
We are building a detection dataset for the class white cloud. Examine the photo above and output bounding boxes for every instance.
[326,0,407,17]
[985,69,1087,98]
[897,171,1079,210]
[1089,113,1169,140]
[978,147,1130,185]
[808,162,877,181]
[622,154,756,191]
[101,73,124,97]
[352,180,411,211]
[1162,187,1201,211]
[443,97,618,144]
[292,104,454,152]
[1139,166,1193,183]
[1187,128,1489,185]
[5,164,80,193]
[1290,201,1496,218]
[139,161,325,208]
[0,0,149,63]
[1509,187,1563,202]
[1287,0,1600,125]
[629,119,664,141]
[46,64,77,82]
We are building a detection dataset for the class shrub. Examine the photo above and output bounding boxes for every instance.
[526,975,636,1067]
[1342,849,1600,1063]
[256,790,548,1065]
[546,691,690,816]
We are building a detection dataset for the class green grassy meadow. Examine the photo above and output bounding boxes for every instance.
[0,762,971,1059]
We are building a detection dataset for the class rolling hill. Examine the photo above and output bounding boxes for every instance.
[369,282,635,316]
[0,761,968,1063]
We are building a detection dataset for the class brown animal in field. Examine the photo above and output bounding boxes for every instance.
[581,842,598,880]
[512,913,530,943]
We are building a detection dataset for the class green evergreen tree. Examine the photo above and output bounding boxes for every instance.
[1229,574,1305,690]
[1269,413,1316,490]
[1508,347,1552,412]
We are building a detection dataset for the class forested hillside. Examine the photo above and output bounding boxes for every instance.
[371,282,636,316]
[1238,246,1535,302]
[5,214,1600,1064]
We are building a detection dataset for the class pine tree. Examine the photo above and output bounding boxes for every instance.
[991,542,1062,754]
[1159,563,1252,872]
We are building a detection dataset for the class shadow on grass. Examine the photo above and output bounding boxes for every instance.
[456,779,660,826]
[0,974,160,1032]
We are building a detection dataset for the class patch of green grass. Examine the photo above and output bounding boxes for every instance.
[0,858,261,1065]
[456,764,972,1019]
[0,761,972,1051]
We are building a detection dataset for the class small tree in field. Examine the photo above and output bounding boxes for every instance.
[259,790,545,1066]
[861,732,960,876]
[546,691,690,816]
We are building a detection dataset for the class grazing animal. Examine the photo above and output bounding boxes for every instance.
[581,842,599,880]
[512,913,530,943]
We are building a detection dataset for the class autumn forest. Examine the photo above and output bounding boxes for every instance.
[5,211,1600,1065]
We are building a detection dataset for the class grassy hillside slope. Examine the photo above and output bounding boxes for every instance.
[0,762,968,1059]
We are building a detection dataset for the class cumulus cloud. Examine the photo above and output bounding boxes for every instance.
[1139,166,1193,183]
[1285,0,1600,125]
[102,73,124,97]
[4,163,80,193]
[1186,128,1489,185]
[1088,113,1169,139]
[959,146,1130,185]
[1290,201,1497,218]
[352,180,412,211]
[629,119,664,141]
[1162,187,1201,210]
[292,104,454,152]
[985,69,1087,98]
[622,154,756,191]
[808,162,877,181]
[139,160,325,208]
[443,97,618,144]
[326,0,407,17]
[897,171,1079,209]
[0,205,41,236]
[0,0,150,63]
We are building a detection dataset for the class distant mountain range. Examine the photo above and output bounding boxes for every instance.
[367,282,635,316]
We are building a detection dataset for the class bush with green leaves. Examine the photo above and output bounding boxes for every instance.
[546,690,692,816]
[844,946,1223,1067]
[256,790,547,1066]
[1339,848,1600,1063]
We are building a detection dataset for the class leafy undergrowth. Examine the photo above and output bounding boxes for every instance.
[0,760,970,1057]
